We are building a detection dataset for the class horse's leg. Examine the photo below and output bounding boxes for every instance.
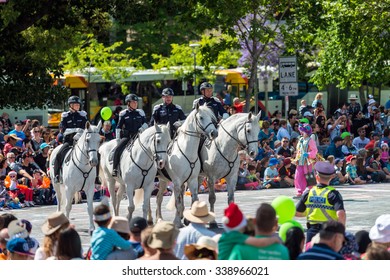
[106,177,117,215]
[85,180,95,234]
[116,184,126,215]
[226,172,238,205]
[156,178,168,220]
[172,179,184,228]
[207,176,217,213]
[188,177,199,205]
[53,182,62,212]
[64,184,74,219]
[125,184,135,224]
[142,184,153,223]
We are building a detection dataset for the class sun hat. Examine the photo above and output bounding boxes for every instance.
[183,201,215,224]
[222,202,247,232]
[129,216,148,233]
[4,134,22,142]
[268,157,279,167]
[108,216,130,235]
[369,214,390,243]
[41,212,69,236]
[184,236,218,260]
[147,221,179,249]
[298,123,312,135]
[6,238,34,256]
[40,143,50,150]
[7,220,28,239]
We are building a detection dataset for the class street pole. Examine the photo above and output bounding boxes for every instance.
[189,43,200,96]
[264,77,268,118]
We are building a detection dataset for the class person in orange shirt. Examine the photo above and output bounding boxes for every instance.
[232,97,245,113]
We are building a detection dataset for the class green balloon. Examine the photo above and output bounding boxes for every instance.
[278,220,304,242]
[100,107,112,121]
[271,195,296,224]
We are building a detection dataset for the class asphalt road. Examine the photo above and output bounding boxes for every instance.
[2,182,390,252]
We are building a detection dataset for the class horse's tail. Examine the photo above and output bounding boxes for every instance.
[166,192,176,211]
[133,188,143,208]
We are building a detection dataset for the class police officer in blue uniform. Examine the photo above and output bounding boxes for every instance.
[150,88,186,138]
[112,93,148,177]
[192,82,229,121]
[53,96,88,183]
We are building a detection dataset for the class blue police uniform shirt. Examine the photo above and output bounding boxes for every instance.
[150,103,186,133]
[117,108,147,138]
[60,110,88,132]
[192,96,227,119]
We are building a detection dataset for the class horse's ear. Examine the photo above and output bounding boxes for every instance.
[97,120,102,130]
[256,111,262,122]
[248,112,253,121]
[85,121,91,130]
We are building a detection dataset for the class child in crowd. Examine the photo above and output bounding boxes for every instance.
[380,142,390,170]
[30,169,51,205]
[278,158,295,188]
[0,175,12,210]
[246,164,262,189]
[218,202,281,260]
[90,202,133,260]
[236,160,252,190]
[262,158,281,189]
[328,156,346,185]
[345,155,367,185]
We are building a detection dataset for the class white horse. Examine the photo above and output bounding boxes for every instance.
[156,103,218,227]
[49,121,101,233]
[98,123,171,224]
[198,112,261,213]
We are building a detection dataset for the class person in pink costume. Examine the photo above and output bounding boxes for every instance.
[293,123,318,197]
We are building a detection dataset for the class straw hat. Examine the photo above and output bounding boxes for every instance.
[183,201,215,224]
[4,134,22,142]
[41,212,69,235]
[184,236,218,260]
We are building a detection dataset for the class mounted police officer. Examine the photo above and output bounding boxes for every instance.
[150,88,186,138]
[112,93,148,177]
[53,95,88,183]
[192,82,229,121]
[295,161,346,243]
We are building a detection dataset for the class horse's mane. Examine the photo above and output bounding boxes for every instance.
[222,113,254,129]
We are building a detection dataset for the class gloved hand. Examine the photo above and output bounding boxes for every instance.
[138,123,149,133]
[173,120,184,129]
[115,129,121,140]
[222,113,229,120]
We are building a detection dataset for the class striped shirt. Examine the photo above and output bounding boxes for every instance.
[297,243,344,260]
[90,227,132,260]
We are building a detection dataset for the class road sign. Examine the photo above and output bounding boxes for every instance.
[279,56,297,83]
[279,82,298,96]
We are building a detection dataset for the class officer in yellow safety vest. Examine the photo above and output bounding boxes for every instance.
[295,161,346,243]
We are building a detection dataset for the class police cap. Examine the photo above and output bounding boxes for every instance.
[162,88,174,96]
[314,161,335,175]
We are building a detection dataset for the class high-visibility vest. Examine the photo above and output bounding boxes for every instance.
[305,185,338,224]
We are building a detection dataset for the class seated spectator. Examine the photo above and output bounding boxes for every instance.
[228,203,289,260]
[297,220,345,260]
[345,155,366,185]
[258,121,276,149]
[256,157,269,180]
[341,132,358,156]
[364,243,390,260]
[284,226,305,260]
[50,227,83,260]
[277,137,292,158]
[365,131,381,151]
[324,136,344,160]
[246,164,261,189]
[146,221,180,260]
[262,158,281,189]
[6,237,34,260]
[236,160,252,190]
[137,226,156,260]
[381,142,390,170]
[106,216,137,260]
[352,127,370,149]
[276,120,290,141]
[30,169,51,205]
[365,150,389,182]
[368,214,390,252]
[278,158,295,188]
[355,230,372,256]
[184,236,218,260]
[128,216,148,258]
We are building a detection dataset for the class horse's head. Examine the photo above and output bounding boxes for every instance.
[84,121,101,167]
[152,123,171,169]
[237,112,261,158]
[193,103,218,139]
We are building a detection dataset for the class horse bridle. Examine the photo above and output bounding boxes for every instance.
[130,130,167,188]
[183,111,216,138]
[71,131,99,191]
